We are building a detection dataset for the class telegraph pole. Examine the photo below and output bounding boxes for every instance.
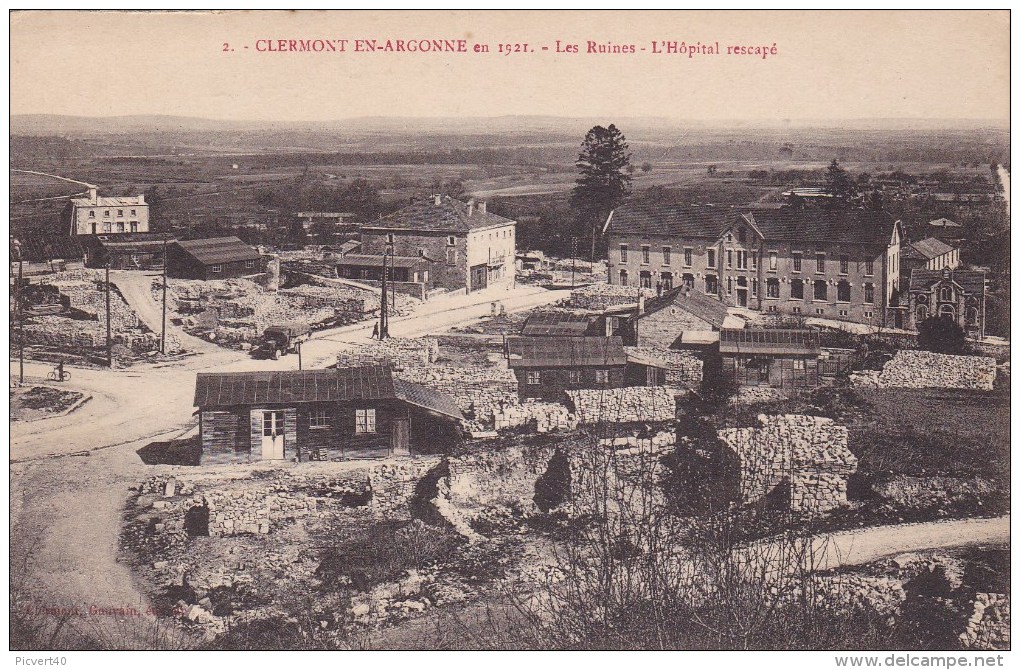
[105,263,113,368]
[379,247,390,340]
[160,239,168,354]
[15,240,24,383]
[571,237,578,288]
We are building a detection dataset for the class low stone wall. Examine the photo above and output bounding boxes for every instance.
[871,475,998,511]
[717,414,857,515]
[493,400,577,433]
[625,346,703,387]
[960,593,1010,650]
[22,319,178,355]
[877,350,997,390]
[367,457,444,519]
[567,386,680,424]
[567,282,653,311]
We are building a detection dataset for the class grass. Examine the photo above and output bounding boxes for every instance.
[10,386,85,421]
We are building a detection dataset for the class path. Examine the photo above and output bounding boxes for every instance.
[11,168,98,189]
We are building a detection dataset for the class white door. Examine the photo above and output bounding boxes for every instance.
[261,410,285,459]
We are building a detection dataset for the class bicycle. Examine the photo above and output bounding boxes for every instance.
[46,368,70,382]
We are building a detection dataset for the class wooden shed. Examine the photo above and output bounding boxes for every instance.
[719,328,821,389]
[193,366,463,464]
[81,233,175,270]
[167,236,264,280]
[506,336,628,401]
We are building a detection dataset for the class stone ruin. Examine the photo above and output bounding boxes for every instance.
[717,414,858,515]
[567,385,681,424]
[855,350,998,391]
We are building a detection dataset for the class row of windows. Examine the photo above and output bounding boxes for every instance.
[525,370,610,385]
[619,245,876,276]
[210,259,258,273]
[307,408,377,433]
[90,222,140,233]
[618,268,876,304]
[86,208,139,218]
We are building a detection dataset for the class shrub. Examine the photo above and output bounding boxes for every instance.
[917,315,967,354]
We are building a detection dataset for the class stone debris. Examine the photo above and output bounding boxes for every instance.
[624,346,703,387]
[718,414,857,515]
[960,593,1010,650]
[728,386,789,405]
[493,400,577,433]
[875,350,997,390]
[567,386,680,424]
[567,281,654,310]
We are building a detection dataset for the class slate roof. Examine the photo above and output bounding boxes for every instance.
[719,328,820,356]
[194,365,462,419]
[506,336,627,368]
[608,204,899,247]
[70,195,147,208]
[175,237,261,265]
[336,254,429,269]
[520,311,597,337]
[640,286,730,330]
[929,217,962,227]
[906,237,956,260]
[364,195,515,233]
[908,269,986,295]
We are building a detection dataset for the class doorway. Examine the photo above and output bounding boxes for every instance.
[261,410,285,459]
[736,288,747,307]
[469,264,488,292]
[391,418,410,456]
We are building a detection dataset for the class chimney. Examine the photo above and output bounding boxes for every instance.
[137,193,145,205]
[478,201,487,214]
[88,187,98,203]
[467,199,475,216]
[433,194,442,206]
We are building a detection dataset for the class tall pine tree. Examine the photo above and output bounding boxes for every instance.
[823,159,857,208]
[571,124,632,261]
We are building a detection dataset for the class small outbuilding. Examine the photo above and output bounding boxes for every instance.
[167,236,264,280]
[506,335,628,401]
[80,233,175,270]
[719,328,821,388]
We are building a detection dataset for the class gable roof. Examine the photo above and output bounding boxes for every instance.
[194,365,462,419]
[175,236,261,265]
[70,194,146,208]
[640,286,730,330]
[719,328,820,356]
[521,311,597,337]
[506,336,628,368]
[364,195,514,233]
[608,204,899,247]
[906,237,956,260]
[908,269,986,295]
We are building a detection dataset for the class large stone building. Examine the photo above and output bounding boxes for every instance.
[361,195,516,292]
[67,188,149,236]
[605,205,905,327]
[906,267,987,338]
[900,237,961,275]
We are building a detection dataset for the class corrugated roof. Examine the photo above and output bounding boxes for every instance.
[175,236,261,265]
[507,336,627,368]
[364,195,515,233]
[640,286,729,330]
[908,269,986,295]
[336,254,428,269]
[392,378,464,420]
[719,328,820,355]
[521,311,596,337]
[908,237,956,260]
[194,366,395,408]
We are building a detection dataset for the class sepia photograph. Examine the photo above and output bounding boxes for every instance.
[7,8,1012,658]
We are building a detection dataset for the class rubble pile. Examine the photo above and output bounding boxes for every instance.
[567,386,680,424]
[597,429,676,453]
[960,593,1010,650]
[336,337,440,368]
[718,414,857,515]
[871,475,997,511]
[367,457,444,519]
[567,281,653,310]
[876,350,997,390]
[493,400,577,433]
[728,386,789,405]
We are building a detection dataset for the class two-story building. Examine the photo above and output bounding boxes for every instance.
[67,188,149,236]
[360,195,516,292]
[605,205,905,327]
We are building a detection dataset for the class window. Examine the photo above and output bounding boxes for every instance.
[116,223,125,233]
[705,274,718,294]
[619,269,629,286]
[838,309,849,317]
[839,255,849,274]
[355,408,376,434]
[211,264,222,273]
[769,252,778,271]
[130,222,138,233]
[864,282,874,304]
[792,306,802,314]
[641,245,650,264]
[736,250,747,270]
[793,358,805,371]
[103,223,111,233]
[751,279,758,297]
[837,280,851,302]
[418,248,426,257]
[815,253,825,273]
[966,307,979,325]
[707,249,716,268]
[619,245,628,263]
[864,259,874,276]
[750,253,757,270]
[726,276,733,295]
[309,408,328,428]
[662,246,671,265]
[130,209,137,216]
[940,286,952,302]
[568,370,581,384]
[766,278,780,298]
[791,278,804,300]
[682,273,694,289]
[813,279,827,301]
[104,210,110,217]
[767,305,778,313]
[447,236,456,246]
[526,371,542,385]
[386,233,395,245]
[594,369,609,384]
[864,311,873,319]
[660,272,673,290]
[683,248,693,267]
[88,210,95,218]
[245,259,256,269]
[117,209,124,217]
[726,250,733,269]
[815,308,825,315]
[446,248,457,265]
[792,252,802,272]
[639,271,652,289]
[916,306,928,322]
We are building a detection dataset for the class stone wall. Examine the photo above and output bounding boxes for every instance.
[567,282,653,311]
[567,386,680,424]
[493,400,577,433]
[367,457,444,519]
[960,593,1010,650]
[717,414,857,515]
[624,346,703,387]
[876,350,997,390]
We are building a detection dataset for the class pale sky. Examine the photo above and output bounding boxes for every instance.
[9,10,1011,122]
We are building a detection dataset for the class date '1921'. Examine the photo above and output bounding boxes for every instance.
[498,43,531,54]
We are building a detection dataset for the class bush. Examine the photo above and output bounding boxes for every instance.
[917,316,967,354]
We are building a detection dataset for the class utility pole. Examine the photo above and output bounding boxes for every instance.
[297,341,303,370]
[160,239,168,354]
[571,237,578,288]
[379,245,390,340]
[15,240,24,383]
[105,263,113,368]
